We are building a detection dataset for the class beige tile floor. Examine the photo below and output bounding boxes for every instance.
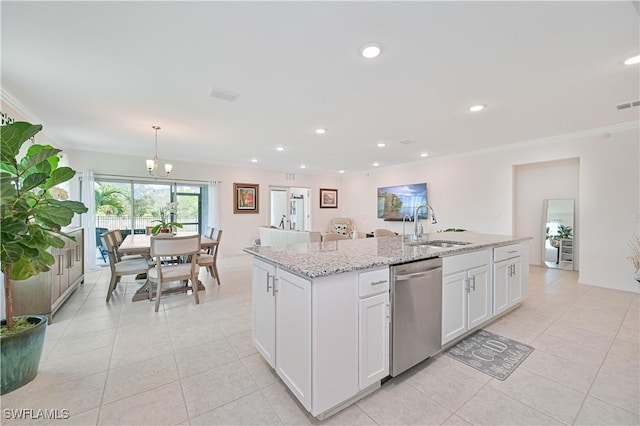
[2,255,638,425]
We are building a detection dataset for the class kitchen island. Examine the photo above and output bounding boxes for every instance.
[244,232,531,419]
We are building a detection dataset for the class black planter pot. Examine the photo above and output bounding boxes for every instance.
[1,315,47,395]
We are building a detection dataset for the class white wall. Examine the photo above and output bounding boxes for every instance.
[513,158,580,268]
[342,128,640,293]
[63,149,342,256]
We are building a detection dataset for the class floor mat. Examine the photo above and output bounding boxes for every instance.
[444,329,534,380]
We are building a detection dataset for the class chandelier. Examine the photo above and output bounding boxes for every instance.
[146,125,173,177]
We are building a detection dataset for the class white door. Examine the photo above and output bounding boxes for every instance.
[442,271,468,345]
[358,292,389,389]
[252,259,276,368]
[509,258,523,305]
[467,265,492,329]
[493,260,510,315]
[276,268,312,410]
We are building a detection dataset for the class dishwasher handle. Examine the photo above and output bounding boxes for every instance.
[395,267,442,281]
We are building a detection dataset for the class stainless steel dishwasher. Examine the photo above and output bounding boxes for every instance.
[390,257,443,376]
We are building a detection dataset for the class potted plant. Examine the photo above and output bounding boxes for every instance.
[150,202,182,235]
[1,121,87,394]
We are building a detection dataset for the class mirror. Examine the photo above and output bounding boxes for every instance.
[542,199,574,270]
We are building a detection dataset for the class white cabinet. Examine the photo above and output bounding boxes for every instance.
[442,249,492,345]
[493,243,526,315]
[251,260,387,417]
[252,258,276,368]
[275,268,312,410]
[559,238,573,270]
[357,268,390,390]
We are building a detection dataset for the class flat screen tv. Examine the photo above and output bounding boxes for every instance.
[377,183,427,220]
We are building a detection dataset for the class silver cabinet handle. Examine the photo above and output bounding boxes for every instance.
[58,254,64,275]
[471,276,476,291]
[266,272,273,293]
[273,277,278,294]
[508,250,517,254]
[465,277,470,293]
[371,279,387,286]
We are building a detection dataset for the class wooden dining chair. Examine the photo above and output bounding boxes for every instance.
[148,234,201,312]
[112,229,145,262]
[322,232,350,241]
[373,228,397,237]
[102,231,150,303]
[197,229,223,285]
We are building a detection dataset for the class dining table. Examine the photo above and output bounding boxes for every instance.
[118,232,218,302]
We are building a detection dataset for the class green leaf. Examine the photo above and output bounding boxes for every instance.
[0,163,17,176]
[46,234,66,248]
[49,199,88,214]
[44,167,75,189]
[0,217,28,235]
[0,181,18,205]
[0,242,24,264]
[10,257,38,280]
[20,172,49,192]
[0,122,42,164]
[22,147,60,172]
[32,204,74,228]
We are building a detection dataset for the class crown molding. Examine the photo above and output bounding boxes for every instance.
[0,88,40,123]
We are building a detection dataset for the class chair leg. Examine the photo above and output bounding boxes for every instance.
[213,264,221,285]
[106,274,118,302]
[192,275,200,305]
[154,281,163,312]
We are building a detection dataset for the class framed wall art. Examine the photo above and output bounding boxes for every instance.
[319,188,338,208]
[234,183,259,214]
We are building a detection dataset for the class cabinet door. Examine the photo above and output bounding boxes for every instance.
[467,265,492,329]
[358,292,389,390]
[509,258,523,305]
[493,260,510,315]
[275,268,312,411]
[252,260,276,368]
[442,271,468,345]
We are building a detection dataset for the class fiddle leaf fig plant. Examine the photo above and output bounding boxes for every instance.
[1,122,87,330]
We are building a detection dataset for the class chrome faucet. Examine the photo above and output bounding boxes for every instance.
[402,214,412,244]
[413,204,437,241]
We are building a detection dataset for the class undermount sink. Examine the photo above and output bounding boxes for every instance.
[410,240,472,248]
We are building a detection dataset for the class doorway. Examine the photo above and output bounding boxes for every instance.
[513,158,580,270]
[270,187,311,231]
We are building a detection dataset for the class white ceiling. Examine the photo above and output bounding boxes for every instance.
[2,1,639,175]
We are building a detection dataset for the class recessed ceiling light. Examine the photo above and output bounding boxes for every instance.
[300,164,306,169]
[624,55,640,65]
[276,146,285,151]
[420,153,429,158]
[315,128,327,135]
[372,162,380,167]
[469,104,485,112]
[361,43,382,59]
[339,170,345,174]
[251,158,258,163]
[377,143,386,148]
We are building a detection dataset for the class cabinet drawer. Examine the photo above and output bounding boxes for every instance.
[358,268,389,298]
[494,243,524,262]
[442,249,491,275]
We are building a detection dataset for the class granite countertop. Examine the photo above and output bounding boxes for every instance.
[243,231,531,278]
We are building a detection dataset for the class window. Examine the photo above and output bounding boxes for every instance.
[96,178,206,237]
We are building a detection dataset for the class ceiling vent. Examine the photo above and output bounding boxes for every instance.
[398,139,413,145]
[208,87,239,102]
[616,100,640,110]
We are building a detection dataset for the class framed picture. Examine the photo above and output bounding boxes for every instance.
[319,188,338,208]
[234,183,259,214]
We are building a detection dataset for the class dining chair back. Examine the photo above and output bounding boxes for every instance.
[197,229,223,285]
[102,230,150,302]
[323,232,350,241]
[373,228,397,237]
[148,234,202,312]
